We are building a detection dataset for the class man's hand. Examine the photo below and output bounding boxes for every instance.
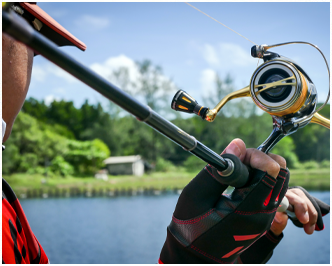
[270,187,330,236]
[160,138,289,264]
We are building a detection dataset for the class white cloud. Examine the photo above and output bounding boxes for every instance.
[90,54,140,93]
[31,65,48,82]
[44,95,61,106]
[202,44,220,66]
[49,65,78,83]
[90,54,177,100]
[200,68,218,94]
[53,87,66,94]
[31,62,78,84]
[91,54,139,81]
[202,42,253,69]
[76,15,110,30]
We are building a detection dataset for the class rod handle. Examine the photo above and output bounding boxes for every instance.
[218,154,249,188]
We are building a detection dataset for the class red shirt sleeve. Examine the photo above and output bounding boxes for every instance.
[2,178,49,264]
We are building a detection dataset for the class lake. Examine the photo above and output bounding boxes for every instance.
[21,191,330,264]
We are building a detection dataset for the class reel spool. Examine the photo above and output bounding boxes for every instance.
[250,58,317,119]
[171,42,330,153]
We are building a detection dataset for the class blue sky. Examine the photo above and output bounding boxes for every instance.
[29,2,330,116]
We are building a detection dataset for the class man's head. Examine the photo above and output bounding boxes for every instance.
[2,3,86,142]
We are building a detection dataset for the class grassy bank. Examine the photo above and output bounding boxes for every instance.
[3,168,330,197]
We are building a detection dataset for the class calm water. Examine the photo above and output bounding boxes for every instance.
[21,191,330,264]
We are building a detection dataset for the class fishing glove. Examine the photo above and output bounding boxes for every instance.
[287,186,330,231]
[159,164,289,264]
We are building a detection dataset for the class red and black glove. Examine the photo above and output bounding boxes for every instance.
[160,164,289,264]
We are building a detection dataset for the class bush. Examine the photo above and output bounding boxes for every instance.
[65,139,110,175]
[270,137,299,169]
[155,157,177,172]
[50,156,74,176]
[183,156,206,172]
[26,166,47,175]
[302,160,320,169]
[320,160,330,169]
[18,153,39,172]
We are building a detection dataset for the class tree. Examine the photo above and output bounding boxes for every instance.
[135,60,175,114]
[2,112,110,176]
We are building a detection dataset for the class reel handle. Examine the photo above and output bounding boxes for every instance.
[171,90,209,119]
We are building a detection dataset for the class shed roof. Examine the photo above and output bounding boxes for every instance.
[103,155,142,164]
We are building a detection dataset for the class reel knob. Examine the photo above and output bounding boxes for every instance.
[171,90,209,120]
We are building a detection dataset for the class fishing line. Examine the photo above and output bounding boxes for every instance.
[185,3,261,73]
[184,2,257,45]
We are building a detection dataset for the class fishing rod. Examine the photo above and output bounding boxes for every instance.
[2,9,249,188]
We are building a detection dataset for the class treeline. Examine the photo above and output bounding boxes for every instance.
[3,61,330,175]
[4,98,329,176]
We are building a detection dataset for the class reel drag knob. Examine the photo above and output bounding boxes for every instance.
[171,90,209,120]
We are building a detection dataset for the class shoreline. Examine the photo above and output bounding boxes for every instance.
[4,168,330,199]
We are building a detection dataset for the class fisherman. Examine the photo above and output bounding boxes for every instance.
[2,3,329,264]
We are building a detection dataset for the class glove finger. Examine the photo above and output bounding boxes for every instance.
[266,168,289,208]
[314,197,330,216]
[232,169,277,213]
[275,169,290,206]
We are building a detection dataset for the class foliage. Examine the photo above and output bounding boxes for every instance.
[183,156,206,172]
[269,137,299,169]
[64,139,110,175]
[3,112,110,176]
[320,160,330,169]
[50,156,74,177]
[155,157,178,172]
[301,160,320,169]
[288,104,330,162]
[3,112,68,174]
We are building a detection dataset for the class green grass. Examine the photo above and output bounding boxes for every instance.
[3,168,330,196]
[287,169,330,190]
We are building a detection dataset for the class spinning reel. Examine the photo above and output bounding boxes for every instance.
[172,42,330,153]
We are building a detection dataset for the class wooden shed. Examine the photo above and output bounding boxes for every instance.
[103,155,144,176]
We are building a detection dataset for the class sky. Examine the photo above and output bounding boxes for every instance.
[28,2,330,117]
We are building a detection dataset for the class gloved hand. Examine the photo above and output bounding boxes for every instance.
[160,139,289,264]
[287,186,330,232]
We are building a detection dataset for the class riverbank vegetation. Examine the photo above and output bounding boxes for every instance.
[4,167,330,198]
